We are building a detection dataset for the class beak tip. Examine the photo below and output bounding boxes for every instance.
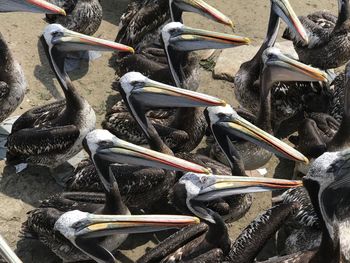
[203,168,211,174]
[229,20,235,29]
[129,47,135,54]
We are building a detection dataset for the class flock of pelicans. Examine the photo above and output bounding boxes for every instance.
[1,0,350,262]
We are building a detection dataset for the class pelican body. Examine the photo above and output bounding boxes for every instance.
[0,0,65,125]
[6,24,133,172]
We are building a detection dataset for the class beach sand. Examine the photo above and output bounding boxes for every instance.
[0,0,336,262]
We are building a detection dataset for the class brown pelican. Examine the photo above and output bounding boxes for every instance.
[283,0,350,69]
[210,47,325,170]
[103,23,250,153]
[0,0,65,125]
[45,0,102,36]
[137,172,302,262]
[234,0,308,120]
[6,24,134,180]
[113,0,233,86]
[22,129,202,262]
[261,149,350,262]
[44,0,104,71]
[233,0,333,138]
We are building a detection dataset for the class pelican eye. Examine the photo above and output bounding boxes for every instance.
[51,31,63,37]
[98,140,113,148]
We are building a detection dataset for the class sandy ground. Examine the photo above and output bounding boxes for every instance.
[0,0,337,262]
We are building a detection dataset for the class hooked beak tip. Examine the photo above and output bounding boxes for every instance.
[59,9,66,16]
[242,37,251,45]
[228,20,235,29]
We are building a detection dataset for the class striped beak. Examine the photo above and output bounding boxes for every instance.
[26,0,66,15]
[261,47,328,98]
[164,22,250,52]
[128,76,226,108]
[95,136,210,174]
[2,0,66,14]
[272,0,308,44]
[74,214,200,238]
[182,173,302,202]
[171,0,234,28]
[208,105,309,164]
[51,26,134,53]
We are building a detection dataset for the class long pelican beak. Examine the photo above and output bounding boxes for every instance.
[129,76,226,108]
[2,0,66,14]
[0,235,22,263]
[51,26,134,53]
[183,173,302,202]
[27,0,66,15]
[272,0,308,44]
[166,23,250,51]
[210,106,309,164]
[171,0,234,28]
[261,47,328,98]
[74,214,200,238]
[94,137,210,174]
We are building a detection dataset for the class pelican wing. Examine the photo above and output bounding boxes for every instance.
[11,100,66,132]
[7,125,80,156]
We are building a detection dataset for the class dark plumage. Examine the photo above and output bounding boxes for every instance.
[6,25,96,170]
[45,0,102,35]
[292,62,350,175]
[111,0,205,87]
[139,172,302,262]
[227,203,299,263]
[234,3,332,137]
[274,187,322,255]
[212,47,320,170]
[21,165,129,262]
[262,150,350,262]
[283,0,350,69]
[0,33,26,124]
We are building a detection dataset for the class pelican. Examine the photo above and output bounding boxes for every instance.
[113,0,233,85]
[233,0,333,136]
[210,47,324,170]
[261,149,350,262]
[22,129,202,262]
[138,172,302,262]
[283,0,350,69]
[0,0,65,125]
[6,24,134,181]
[234,0,309,122]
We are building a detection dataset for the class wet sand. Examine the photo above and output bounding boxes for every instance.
[0,0,336,262]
